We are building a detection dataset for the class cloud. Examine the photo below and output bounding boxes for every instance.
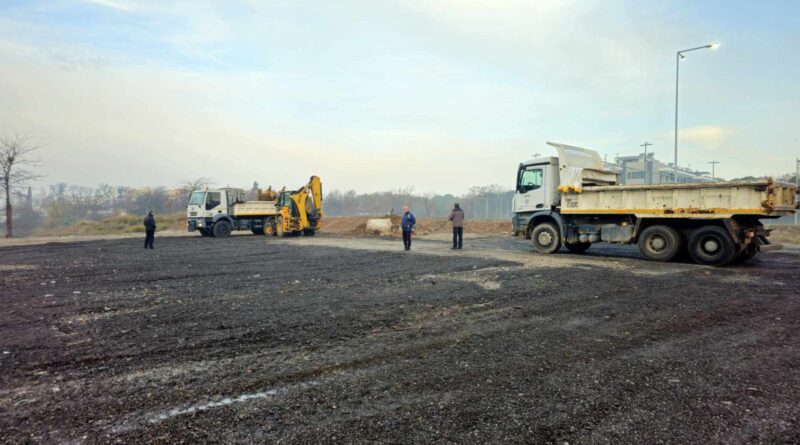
[0,38,524,194]
[677,125,732,145]
[79,0,136,13]
[1,0,798,187]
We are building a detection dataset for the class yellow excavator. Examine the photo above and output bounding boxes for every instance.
[274,175,323,237]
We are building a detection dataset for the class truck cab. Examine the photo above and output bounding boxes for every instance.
[186,188,246,236]
[512,156,560,214]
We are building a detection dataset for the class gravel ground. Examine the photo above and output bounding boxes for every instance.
[1,234,798,444]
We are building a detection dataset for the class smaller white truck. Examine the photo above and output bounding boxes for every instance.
[187,188,277,237]
[512,143,798,265]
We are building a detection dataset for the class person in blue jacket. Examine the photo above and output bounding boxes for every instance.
[143,210,156,249]
[400,206,415,251]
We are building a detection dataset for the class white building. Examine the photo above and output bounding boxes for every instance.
[605,153,714,185]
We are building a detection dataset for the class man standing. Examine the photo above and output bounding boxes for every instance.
[449,203,465,249]
[143,211,156,250]
[401,206,415,251]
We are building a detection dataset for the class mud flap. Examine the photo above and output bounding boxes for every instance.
[755,234,782,252]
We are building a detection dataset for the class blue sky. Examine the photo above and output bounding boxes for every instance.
[1,0,798,194]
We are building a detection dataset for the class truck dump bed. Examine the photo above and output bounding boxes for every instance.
[232,201,278,217]
[561,179,798,218]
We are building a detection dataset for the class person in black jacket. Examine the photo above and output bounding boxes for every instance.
[143,211,156,249]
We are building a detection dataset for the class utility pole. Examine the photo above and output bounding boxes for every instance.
[640,142,652,184]
[708,161,719,181]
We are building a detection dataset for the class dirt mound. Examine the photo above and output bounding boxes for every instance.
[768,224,800,245]
[320,216,372,234]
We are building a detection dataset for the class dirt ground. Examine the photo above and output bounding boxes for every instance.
[1,233,799,444]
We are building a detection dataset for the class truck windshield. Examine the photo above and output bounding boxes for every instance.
[519,168,543,191]
[188,191,206,206]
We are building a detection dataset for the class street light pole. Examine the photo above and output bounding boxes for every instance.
[795,158,799,225]
[708,160,719,181]
[640,142,652,184]
[674,43,718,183]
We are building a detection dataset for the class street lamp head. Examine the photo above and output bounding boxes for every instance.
[679,53,686,59]
[708,43,720,49]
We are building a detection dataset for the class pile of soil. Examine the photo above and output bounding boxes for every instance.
[769,224,800,245]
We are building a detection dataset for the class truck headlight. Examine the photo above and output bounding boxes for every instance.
[197,221,204,227]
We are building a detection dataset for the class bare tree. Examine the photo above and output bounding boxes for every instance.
[0,135,41,238]
[177,177,213,203]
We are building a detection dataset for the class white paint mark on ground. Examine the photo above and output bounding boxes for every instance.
[147,380,321,424]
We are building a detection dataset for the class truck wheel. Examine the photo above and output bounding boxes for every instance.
[638,225,681,262]
[275,216,287,237]
[564,242,590,253]
[687,226,736,266]
[303,229,316,237]
[531,222,561,254]
[212,221,232,238]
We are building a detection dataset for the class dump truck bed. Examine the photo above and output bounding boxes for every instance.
[560,179,798,218]
[232,201,278,217]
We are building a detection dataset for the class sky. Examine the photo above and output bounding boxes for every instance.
[1,0,798,195]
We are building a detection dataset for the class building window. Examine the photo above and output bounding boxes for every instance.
[627,171,645,180]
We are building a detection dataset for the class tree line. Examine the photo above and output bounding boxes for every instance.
[1,182,515,237]
[323,185,514,219]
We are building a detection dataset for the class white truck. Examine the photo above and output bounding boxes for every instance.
[187,188,278,237]
[511,143,798,265]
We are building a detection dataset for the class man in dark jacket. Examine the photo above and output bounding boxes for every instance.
[400,206,415,251]
[449,203,465,249]
[143,211,156,249]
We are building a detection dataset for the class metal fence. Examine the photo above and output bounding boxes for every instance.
[462,196,514,221]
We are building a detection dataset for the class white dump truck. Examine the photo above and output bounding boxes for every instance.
[512,142,798,265]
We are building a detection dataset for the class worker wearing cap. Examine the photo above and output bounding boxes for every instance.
[401,206,415,251]
[449,203,465,249]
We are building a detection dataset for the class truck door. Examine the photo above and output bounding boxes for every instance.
[205,191,224,215]
[513,165,546,213]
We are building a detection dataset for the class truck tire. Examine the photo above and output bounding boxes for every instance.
[531,222,561,254]
[564,242,590,253]
[250,227,263,235]
[638,225,681,262]
[303,229,316,237]
[212,221,232,238]
[687,225,736,266]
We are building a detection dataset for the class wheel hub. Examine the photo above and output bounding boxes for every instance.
[650,236,666,251]
[703,238,720,254]
[538,232,553,246]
